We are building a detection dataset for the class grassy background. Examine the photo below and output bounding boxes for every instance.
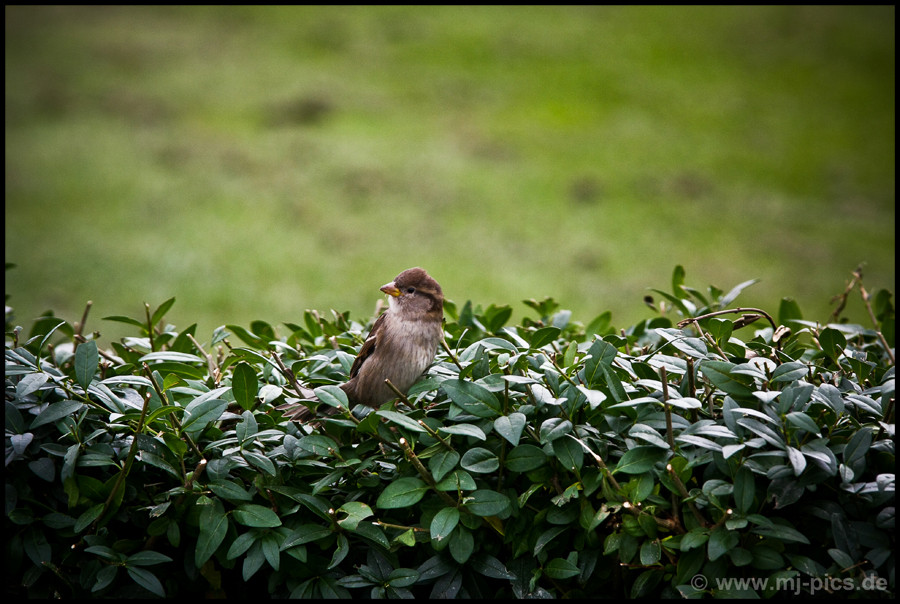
[5,6,895,343]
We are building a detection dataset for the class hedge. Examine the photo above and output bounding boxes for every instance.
[5,266,895,598]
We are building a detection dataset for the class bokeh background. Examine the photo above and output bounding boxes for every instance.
[5,6,895,342]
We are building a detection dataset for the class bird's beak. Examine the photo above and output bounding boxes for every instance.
[380,281,402,297]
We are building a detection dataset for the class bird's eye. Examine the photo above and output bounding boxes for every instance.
[406,287,416,294]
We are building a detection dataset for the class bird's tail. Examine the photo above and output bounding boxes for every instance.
[275,385,319,422]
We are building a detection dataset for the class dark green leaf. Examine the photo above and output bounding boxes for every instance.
[16,372,49,398]
[30,400,84,429]
[460,447,500,473]
[539,417,572,444]
[700,360,754,398]
[751,523,810,544]
[430,507,460,543]
[232,504,281,527]
[92,565,118,592]
[23,527,52,566]
[530,326,561,349]
[708,527,740,561]
[315,384,349,410]
[441,379,502,418]
[181,397,227,432]
[842,427,872,466]
[819,327,846,362]
[544,557,580,579]
[706,318,733,346]
[428,450,460,482]
[262,532,282,571]
[337,502,373,530]
[471,553,516,580]
[494,412,526,447]
[226,532,257,560]
[612,446,668,475]
[195,500,228,567]
[281,524,333,549]
[150,297,176,326]
[672,265,688,298]
[583,338,617,386]
[505,444,548,472]
[733,466,756,513]
[438,423,487,440]
[74,340,98,389]
[103,315,147,328]
[552,436,583,472]
[449,526,474,564]
[377,410,427,433]
[465,489,511,517]
[771,362,807,383]
[225,324,268,348]
[127,550,173,566]
[297,434,340,457]
[640,539,662,565]
[127,566,166,597]
[376,477,428,509]
[778,297,803,326]
[232,362,258,411]
[435,470,477,492]
[534,526,567,556]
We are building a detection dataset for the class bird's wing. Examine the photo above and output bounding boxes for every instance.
[348,312,386,379]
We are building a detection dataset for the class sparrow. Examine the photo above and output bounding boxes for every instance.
[277,267,444,422]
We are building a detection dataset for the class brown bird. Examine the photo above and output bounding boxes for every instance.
[277,267,444,422]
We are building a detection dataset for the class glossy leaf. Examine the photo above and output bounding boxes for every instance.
[612,446,668,475]
[494,413,526,446]
[376,478,428,509]
[460,447,500,473]
[232,362,259,411]
[74,340,98,389]
[430,507,460,542]
[505,445,548,472]
[441,379,502,418]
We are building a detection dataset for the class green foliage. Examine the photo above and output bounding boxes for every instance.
[5,268,895,598]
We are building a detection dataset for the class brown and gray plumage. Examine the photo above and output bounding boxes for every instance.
[277,267,444,422]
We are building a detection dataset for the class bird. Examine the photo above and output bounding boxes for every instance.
[277,267,444,422]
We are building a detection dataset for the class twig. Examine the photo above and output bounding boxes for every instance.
[567,434,621,492]
[859,284,896,365]
[75,300,92,339]
[693,320,728,359]
[440,336,465,372]
[829,266,863,323]
[384,378,413,408]
[272,352,311,401]
[415,419,454,450]
[187,333,221,384]
[666,463,710,528]
[398,438,458,507]
[677,307,777,332]
[660,367,676,449]
[92,391,151,532]
[143,303,156,352]
[142,363,203,459]
[685,357,698,422]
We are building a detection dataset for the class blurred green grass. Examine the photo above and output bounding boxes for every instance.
[5,6,895,343]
